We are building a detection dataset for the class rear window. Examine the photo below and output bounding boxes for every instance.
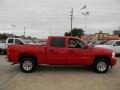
[8,39,13,43]
[51,37,65,47]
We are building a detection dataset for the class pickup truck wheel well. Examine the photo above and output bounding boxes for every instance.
[19,55,38,65]
[93,56,111,66]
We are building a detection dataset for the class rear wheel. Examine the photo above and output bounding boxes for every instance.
[20,58,37,73]
[94,58,109,73]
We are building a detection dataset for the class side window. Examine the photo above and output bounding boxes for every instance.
[114,41,120,46]
[51,37,65,47]
[8,39,13,43]
[15,39,23,45]
[69,38,85,48]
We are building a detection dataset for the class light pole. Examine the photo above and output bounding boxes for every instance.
[81,12,89,32]
[82,12,89,40]
[12,24,16,37]
[24,27,26,37]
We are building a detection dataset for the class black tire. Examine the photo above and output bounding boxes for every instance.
[20,58,37,73]
[93,58,109,73]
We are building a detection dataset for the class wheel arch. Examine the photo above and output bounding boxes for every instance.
[93,55,111,65]
[19,53,38,64]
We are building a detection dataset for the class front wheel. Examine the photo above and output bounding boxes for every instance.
[94,59,109,73]
[20,58,36,73]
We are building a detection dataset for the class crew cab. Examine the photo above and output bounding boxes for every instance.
[6,38,34,48]
[7,36,117,73]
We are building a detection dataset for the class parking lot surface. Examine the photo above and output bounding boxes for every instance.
[0,55,120,90]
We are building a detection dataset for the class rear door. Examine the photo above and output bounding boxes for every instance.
[46,37,67,64]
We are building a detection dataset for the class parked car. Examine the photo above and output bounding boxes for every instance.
[6,36,117,73]
[0,38,35,54]
[95,40,108,45]
[95,40,120,55]
[88,41,97,46]
[88,40,108,46]
[0,40,6,54]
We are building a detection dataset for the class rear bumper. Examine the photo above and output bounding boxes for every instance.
[6,56,18,65]
[111,57,117,66]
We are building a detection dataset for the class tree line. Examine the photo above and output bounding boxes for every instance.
[0,27,120,40]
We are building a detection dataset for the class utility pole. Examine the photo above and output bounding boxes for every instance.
[50,31,51,36]
[12,24,16,37]
[70,8,73,36]
[24,27,26,37]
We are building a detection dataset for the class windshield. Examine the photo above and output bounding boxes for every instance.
[105,41,114,45]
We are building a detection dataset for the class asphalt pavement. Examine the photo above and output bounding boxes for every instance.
[0,55,120,90]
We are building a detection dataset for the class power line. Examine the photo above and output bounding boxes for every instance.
[0,29,12,30]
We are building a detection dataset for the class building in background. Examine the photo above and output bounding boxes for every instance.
[81,31,119,41]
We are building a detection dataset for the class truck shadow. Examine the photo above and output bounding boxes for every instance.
[36,65,95,73]
[10,65,113,74]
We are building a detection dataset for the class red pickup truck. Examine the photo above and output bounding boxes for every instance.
[7,36,117,73]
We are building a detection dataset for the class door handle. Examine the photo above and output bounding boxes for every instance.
[49,49,55,51]
[68,50,74,53]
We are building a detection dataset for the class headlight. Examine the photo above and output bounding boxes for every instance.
[112,52,115,58]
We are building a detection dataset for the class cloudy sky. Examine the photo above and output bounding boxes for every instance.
[0,0,120,38]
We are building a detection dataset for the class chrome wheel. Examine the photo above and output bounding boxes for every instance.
[23,60,33,71]
[97,61,107,72]
[20,58,37,73]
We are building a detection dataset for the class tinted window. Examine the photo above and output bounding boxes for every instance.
[51,38,65,47]
[8,39,13,43]
[15,39,23,45]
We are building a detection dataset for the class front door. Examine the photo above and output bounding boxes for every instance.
[67,38,91,65]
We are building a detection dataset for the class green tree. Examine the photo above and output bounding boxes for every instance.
[64,28,84,37]
[113,30,120,37]
[0,33,8,40]
[64,32,70,36]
